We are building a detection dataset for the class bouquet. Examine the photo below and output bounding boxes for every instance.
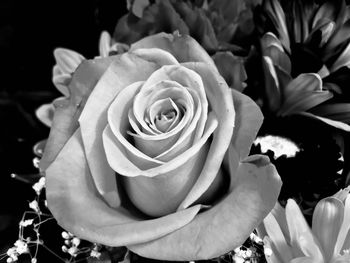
[1,0,350,262]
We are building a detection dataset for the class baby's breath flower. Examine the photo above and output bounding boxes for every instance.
[68,246,78,257]
[29,200,39,213]
[14,240,28,254]
[72,237,80,246]
[32,177,46,195]
[61,231,70,240]
[19,219,34,227]
[232,254,245,263]
[90,249,101,258]
[264,247,273,257]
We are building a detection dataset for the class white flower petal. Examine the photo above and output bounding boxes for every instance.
[334,194,350,256]
[285,199,323,260]
[264,213,293,262]
[312,197,344,261]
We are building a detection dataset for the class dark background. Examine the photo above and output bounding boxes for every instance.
[0,0,126,261]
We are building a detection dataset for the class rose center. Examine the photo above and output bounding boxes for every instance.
[146,97,183,133]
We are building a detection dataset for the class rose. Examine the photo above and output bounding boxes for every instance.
[40,32,281,261]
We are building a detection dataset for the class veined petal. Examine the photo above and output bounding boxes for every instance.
[52,65,70,96]
[312,197,344,262]
[263,56,281,112]
[263,0,290,52]
[53,48,85,74]
[99,31,112,58]
[130,155,281,260]
[331,42,350,72]
[285,199,324,260]
[263,236,283,263]
[263,212,293,262]
[334,194,350,256]
[284,73,322,98]
[278,90,333,116]
[261,32,284,52]
[271,202,291,246]
[311,103,350,123]
[299,112,350,132]
[46,129,202,246]
[290,257,319,263]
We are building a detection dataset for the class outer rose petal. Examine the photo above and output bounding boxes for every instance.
[130,155,282,260]
[177,62,235,210]
[130,32,217,70]
[46,129,202,246]
[39,56,115,171]
[35,103,55,127]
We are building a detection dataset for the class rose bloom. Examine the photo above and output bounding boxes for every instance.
[40,32,281,261]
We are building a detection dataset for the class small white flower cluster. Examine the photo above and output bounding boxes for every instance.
[61,231,81,257]
[28,200,40,213]
[233,247,253,263]
[249,233,263,244]
[6,240,29,262]
[230,232,265,263]
[89,244,102,259]
[32,177,46,195]
[19,219,34,227]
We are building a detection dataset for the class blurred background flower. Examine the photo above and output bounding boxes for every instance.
[261,186,350,263]
[248,0,350,222]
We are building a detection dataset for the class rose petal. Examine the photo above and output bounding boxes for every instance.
[177,62,235,210]
[52,65,71,97]
[104,113,217,177]
[130,155,281,260]
[79,52,177,207]
[40,56,114,171]
[46,128,202,246]
[230,89,264,161]
[35,103,55,127]
[130,32,217,70]
[212,52,247,91]
[131,65,208,160]
[225,89,264,189]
